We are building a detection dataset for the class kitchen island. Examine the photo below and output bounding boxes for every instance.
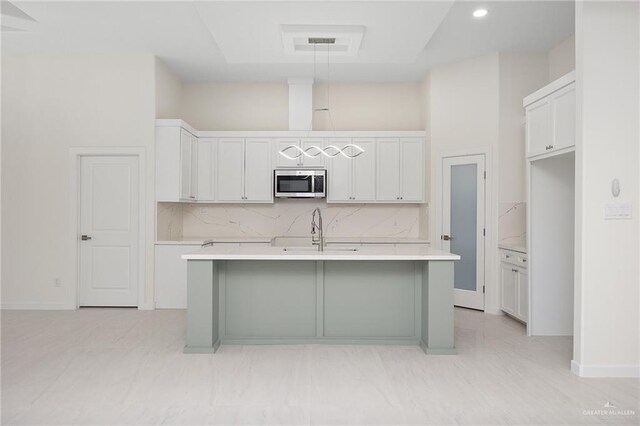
[182,245,460,355]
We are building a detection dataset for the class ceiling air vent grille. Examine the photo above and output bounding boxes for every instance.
[282,25,364,57]
[308,37,336,45]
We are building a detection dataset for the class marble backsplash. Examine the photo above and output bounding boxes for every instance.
[157,202,184,241]
[158,200,428,240]
[499,202,526,246]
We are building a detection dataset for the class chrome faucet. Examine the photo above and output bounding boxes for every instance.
[311,208,324,252]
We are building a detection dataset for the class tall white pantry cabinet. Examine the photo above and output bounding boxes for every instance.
[523,71,576,336]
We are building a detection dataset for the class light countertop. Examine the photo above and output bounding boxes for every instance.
[157,236,430,246]
[182,245,459,261]
[498,243,527,254]
[155,237,273,245]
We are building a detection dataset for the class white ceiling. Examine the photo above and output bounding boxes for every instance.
[3,1,575,83]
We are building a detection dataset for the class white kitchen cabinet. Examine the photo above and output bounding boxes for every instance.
[327,138,375,202]
[244,138,273,201]
[217,138,273,202]
[500,249,528,323]
[156,125,198,202]
[517,268,528,321]
[276,139,300,168]
[155,241,272,308]
[525,73,575,158]
[179,129,198,201]
[197,138,216,202]
[551,83,576,152]
[275,138,325,168]
[525,98,552,158]
[217,138,245,201]
[301,138,325,168]
[155,244,200,309]
[376,138,424,202]
[500,263,517,316]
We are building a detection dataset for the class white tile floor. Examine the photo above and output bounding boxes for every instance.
[1,308,638,425]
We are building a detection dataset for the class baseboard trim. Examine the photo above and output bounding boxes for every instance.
[483,307,504,315]
[571,360,640,378]
[138,302,156,311]
[1,302,76,310]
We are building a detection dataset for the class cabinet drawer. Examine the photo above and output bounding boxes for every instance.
[516,254,528,268]
[500,249,527,268]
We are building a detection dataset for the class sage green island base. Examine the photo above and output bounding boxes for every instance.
[183,258,456,355]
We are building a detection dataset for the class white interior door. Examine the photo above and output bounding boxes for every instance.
[441,155,485,310]
[79,156,139,307]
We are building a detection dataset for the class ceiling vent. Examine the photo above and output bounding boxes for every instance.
[282,24,364,57]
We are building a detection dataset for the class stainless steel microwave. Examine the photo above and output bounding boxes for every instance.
[274,169,326,198]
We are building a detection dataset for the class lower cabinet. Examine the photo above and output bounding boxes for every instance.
[500,249,528,323]
[155,242,272,309]
[155,244,201,309]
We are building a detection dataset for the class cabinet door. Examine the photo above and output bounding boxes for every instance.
[376,138,400,201]
[217,138,245,201]
[525,98,552,158]
[300,138,325,168]
[244,138,273,201]
[155,126,181,202]
[327,138,353,202]
[197,138,216,202]
[552,83,576,151]
[500,263,517,315]
[517,268,528,323]
[400,138,423,202]
[276,139,301,167]
[189,134,198,199]
[155,244,201,309]
[352,138,376,202]
[179,129,193,200]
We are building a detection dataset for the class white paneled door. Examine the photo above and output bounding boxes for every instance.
[441,154,486,310]
[79,156,139,307]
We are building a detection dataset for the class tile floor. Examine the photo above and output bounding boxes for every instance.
[1,308,638,425]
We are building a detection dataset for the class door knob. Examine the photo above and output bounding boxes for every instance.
[81,235,92,241]
[441,235,452,241]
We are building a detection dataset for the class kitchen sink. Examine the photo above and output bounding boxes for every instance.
[281,247,358,252]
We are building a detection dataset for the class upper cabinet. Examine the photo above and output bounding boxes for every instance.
[327,138,375,202]
[156,120,426,205]
[197,138,216,202]
[156,124,198,202]
[217,138,273,202]
[376,138,424,202]
[275,138,325,168]
[525,72,576,158]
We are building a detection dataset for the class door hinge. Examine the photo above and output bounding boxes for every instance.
[483,171,486,179]
[483,228,485,237]
[483,285,485,294]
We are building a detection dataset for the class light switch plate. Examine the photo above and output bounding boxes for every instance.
[604,203,632,219]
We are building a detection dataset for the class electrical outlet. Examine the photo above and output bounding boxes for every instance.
[199,207,208,214]
[54,278,62,287]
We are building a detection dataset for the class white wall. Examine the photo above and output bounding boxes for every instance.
[428,53,501,313]
[549,34,576,82]
[573,1,639,377]
[498,53,549,245]
[1,55,156,309]
[312,83,422,131]
[155,58,183,119]
[180,81,423,132]
[181,82,289,130]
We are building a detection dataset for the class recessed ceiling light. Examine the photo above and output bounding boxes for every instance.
[473,8,488,18]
